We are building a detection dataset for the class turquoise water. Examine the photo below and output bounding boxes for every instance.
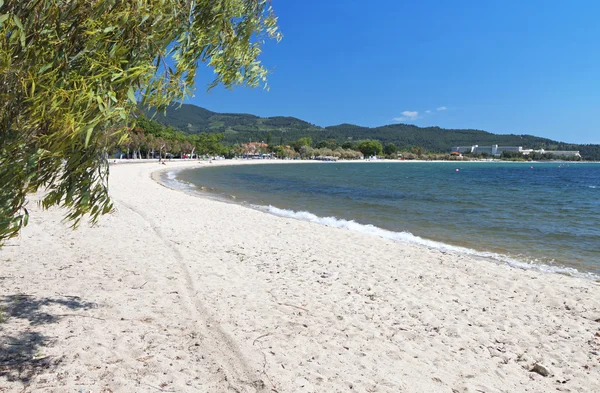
[170,162,600,277]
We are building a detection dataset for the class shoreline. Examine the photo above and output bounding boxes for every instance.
[154,160,599,280]
[2,161,600,392]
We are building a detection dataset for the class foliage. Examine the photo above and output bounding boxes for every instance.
[315,139,339,149]
[357,140,383,157]
[271,145,298,159]
[342,141,357,150]
[146,103,322,136]
[116,116,227,159]
[411,146,424,158]
[500,151,526,160]
[0,0,280,242]
[292,137,313,151]
[383,143,398,156]
[527,151,581,161]
[295,146,362,160]
[192,133,226,156]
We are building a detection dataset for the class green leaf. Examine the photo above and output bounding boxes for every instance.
[84,126,93,147]
[38,63,53,74]
[12,15,23,30]
[0,14,9,27]
[127,86,136,103]
[22,208,29,227]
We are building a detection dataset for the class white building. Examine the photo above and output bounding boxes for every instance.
[452,145,581,158]
[451,145,523,156]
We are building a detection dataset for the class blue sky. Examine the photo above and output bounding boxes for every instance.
[188,0,600,144]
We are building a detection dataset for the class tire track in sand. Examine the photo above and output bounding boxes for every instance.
[117,199,267,393]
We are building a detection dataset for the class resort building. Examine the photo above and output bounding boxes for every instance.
[451,145,522,156]
[451,145,581,158]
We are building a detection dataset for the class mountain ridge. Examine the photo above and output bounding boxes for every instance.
[144,103,600,159]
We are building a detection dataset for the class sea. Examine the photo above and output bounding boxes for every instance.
[165,161,600,278]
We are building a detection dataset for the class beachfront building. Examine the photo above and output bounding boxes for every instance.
[452,145,581,158]
[240,142,272,158]
[451,145,522,156]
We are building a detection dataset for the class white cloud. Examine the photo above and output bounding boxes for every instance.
[425,110,432,114]
[393,110,419,122]
[436,106,447,111]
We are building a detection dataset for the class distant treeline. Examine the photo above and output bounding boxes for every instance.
[141,103,600,160]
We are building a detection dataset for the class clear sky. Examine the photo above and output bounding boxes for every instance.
[187,0,600,144]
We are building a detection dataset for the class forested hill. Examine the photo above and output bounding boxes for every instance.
[144,103,322,136]
[144,103,600,159]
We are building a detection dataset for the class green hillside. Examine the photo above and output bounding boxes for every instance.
[145,103,322,136]
[144,103,600,160]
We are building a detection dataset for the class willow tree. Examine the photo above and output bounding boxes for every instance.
[0,0,280,242]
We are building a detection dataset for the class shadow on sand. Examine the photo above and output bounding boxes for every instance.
[0,295,96,384]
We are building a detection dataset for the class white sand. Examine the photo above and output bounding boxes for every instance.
[1,160,599,393]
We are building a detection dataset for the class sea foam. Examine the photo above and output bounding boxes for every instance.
[263,205,595,279]
[162,170,194,191]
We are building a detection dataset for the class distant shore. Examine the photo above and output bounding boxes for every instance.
[2,160,600,392]
[109,157,600,167]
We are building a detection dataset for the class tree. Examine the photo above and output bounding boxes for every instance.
[266,132,273,146]
[292,137,312,152]
[357,140,383,157]
[0,1,281,242]
[315,139,338,150]
[273,145,285,158]
[383,143,398,156]
[193,133,225,156]
[501,151,525,160]
[181,141,194,158]
[299,145,314,159]
[411,146,424,158]
[128,130,147,159]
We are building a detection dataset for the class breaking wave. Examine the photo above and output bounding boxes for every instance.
[161,170,194,191]
[261,205,597,279]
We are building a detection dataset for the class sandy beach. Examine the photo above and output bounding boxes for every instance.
[2,160,600,393]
